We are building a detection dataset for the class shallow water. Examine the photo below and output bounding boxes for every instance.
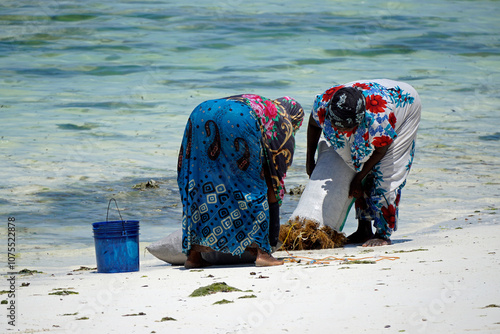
[1,0,499,265]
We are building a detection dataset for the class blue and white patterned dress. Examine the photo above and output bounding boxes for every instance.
[178,95,303,255]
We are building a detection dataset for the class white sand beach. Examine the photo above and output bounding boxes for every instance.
[2,1,500,333]
[5,213,500,334]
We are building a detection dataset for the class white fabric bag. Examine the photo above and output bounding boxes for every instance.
[289,138,355,231]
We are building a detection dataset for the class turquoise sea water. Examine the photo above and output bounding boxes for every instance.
[1,0,499,265]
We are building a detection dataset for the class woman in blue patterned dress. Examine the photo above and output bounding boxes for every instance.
[307,79,421,247]
[178,94,304,268]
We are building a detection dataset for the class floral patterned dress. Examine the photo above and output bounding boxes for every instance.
[178,95,303,255]
[311,79,421,238]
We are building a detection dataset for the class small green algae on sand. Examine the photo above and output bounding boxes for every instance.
[345,260,376,264]
[238,294,257,299]
[213,299,233,305]
[72,266,96,272]
[482,304,500,309]
[391,248,428,253]
[49,288,79,296]
[160,316,177,322]
[189,282,242,297]
[122,312,146,317]
[18,269,44,275]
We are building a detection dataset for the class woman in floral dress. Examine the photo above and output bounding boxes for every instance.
[178,94,304,268]
[306,79,421,246]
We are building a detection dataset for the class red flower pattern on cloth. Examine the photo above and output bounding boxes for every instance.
[395,192,401,206]
[352,82,370,90]
[372,135,393,147]
[337,126,357,137]
[322,86,344,102]
[242,94,278,140]
[317,107,326,125]
[264,100,278,118]
[388,113,397,128]
[366,94,387,113]
[362,132,370,147]
[381,204,397,229]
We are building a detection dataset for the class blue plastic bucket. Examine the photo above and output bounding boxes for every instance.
[92,220,140,273]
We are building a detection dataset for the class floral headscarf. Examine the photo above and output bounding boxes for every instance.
[228,95,304,202]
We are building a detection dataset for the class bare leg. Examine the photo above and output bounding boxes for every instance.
[255,248,283,267]
[346,219,374,244]
[184,245,213,269]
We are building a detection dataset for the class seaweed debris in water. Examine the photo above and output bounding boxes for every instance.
[132,179,159,190]
[288,184,305,195]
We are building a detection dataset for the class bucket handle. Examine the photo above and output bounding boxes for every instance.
[106,198,124,223]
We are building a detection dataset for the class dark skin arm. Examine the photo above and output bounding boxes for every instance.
[349,144,389,198]
[306,113,322,177]
[264,166,278,204]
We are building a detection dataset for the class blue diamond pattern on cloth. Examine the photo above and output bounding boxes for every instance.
[202,182,215,194]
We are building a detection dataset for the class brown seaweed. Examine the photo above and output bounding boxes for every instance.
[278,218,347,251]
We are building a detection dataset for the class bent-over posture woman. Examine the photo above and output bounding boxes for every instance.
[307,79,421,247]
[178,94,304,268]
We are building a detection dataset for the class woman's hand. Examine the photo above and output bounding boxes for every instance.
[349,145,390,198]
[349,173,364,198]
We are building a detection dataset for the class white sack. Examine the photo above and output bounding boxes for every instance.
[289,138,356,231]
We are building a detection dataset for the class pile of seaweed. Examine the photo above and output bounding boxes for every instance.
[278,218,347,250]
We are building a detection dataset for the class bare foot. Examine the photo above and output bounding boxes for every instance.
[184,250,212,269]
[255,249,283,267]
[362,238,391,247]
[346,230,374,244]
[346,220,374,244]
